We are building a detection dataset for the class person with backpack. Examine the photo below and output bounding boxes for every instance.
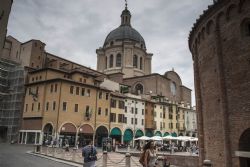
[139,141,157,167]
[82,140,97,167]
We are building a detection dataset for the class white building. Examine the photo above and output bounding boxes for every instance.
[124,93,145,144]
[184,106,197,137]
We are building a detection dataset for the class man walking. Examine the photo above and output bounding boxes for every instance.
[82,140,97,167]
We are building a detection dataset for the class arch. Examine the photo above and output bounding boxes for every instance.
[134,83,144,95]
[186,132,190,136]
[78,124,94,147]
[59,122,77,133]
[43,123,53,145]
[116,53,122,67]
[110,127,122,136]
[96,126,109,147]
[59,122,77,147]
[155,131,162,137]
[179,133,183,136]
[109,54,113,68]
[78,124,94,134]
[123,129,133,143]
[145,130,153,137]
[133,55,138,68]
[240,18,250,37]
[192,133,196,137]
[206,20,215,35]
[171,132,177,137]
[239,128,250,166]
[239,0,250,13]
[226,4,238,21]
[163,132,170,137]
[216,12,226,27]
[135,129,144,138]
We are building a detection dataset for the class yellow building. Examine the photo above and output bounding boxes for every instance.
[19,67,111,147]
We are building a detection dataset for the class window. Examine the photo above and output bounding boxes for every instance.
[140,57,143,70]
[105,93,109,100]
[98,107,101,115]
[135,108,138,114]
[46,102,49,111]
[105,56,107,69]
[131,107,134,114]
[40,76,42,80]
[118,101,124,109]
[118,114,123,123]
[75,104,78,112]
[142,109,144,115]
[76,87,79,95]
[80,78,82,82]
[125,106,127,113]
[109,54,113,68]
[160,113,162,118]
[81,88,85,96]
[70,86,74,94]
[86,89,90,97]
[63,102,67,112]
[111,99,116,108]
[36,87,39,94]
[241,19,250,36]
[50,84,53,92]
[85,106,90,117]
[154,112,156,117]
[55,84,57,92]
[105,108,108,116]
[25,104,28,112]
[135,118,137,125]
[124,117,127,123]
[110,113,116,122]
[32,103,34,111]
[170,82,176,95]
[131,118,134,124]
[53,101,56,111]
[135,83,143,95]
[163,122,165,128]
[133,55,138,68]
[141,119,144,126]
[99,92,102,99]
[38,103,40,111]
[160,122,163,130]
[116,54,122,67]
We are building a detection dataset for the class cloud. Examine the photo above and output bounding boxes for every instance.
[8,0,212,105]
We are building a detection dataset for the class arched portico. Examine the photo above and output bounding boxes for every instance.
[59,123,77,147]
[78,124,94,147]
[43,123,53,145]
[95,126,108,147]
[239,128,250,167]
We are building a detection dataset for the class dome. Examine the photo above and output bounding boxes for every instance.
[104,25,146,47]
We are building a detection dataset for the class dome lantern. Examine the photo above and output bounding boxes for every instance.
[121,0,131,26]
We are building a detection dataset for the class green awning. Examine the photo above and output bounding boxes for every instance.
[123,129,133,142]
[145,130,153,137]
[155,131,162,137]
[110,127,121,136]
[171,132,177,137]
[163,132,170,137]
[135,130,144,137]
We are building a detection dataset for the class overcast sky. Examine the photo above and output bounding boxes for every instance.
[7,0,213,105]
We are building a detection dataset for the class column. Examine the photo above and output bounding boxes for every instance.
[25,132,27,144]
[35,132,37,145]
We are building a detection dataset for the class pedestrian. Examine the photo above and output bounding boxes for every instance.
[82,140,97,167]
[141,141,157,167]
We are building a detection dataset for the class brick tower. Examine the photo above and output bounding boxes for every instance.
[189,0,250,167]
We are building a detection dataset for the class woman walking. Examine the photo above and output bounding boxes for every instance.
[143,141,157,167]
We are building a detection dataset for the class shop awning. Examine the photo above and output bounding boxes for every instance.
[163,132,169,137]
[123,129,133,142]
[135,129,144,137]
[110,127,122,136]
[145,130,153,137]
[171,132,177,137]
[155,131,162,137]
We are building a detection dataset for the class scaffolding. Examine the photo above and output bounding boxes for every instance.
[0,58,25,142]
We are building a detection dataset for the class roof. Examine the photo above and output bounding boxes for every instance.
[104,25,146,47]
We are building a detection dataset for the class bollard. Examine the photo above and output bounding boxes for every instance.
[203,160,212,167]
[103,151,107,167]
[72,148,77,161]
[52,147,55,157]
[116,145,118,152]
[125,152,131,167]
[157,156,164,167]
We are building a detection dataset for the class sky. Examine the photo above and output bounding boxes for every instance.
[7,0,213,105]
